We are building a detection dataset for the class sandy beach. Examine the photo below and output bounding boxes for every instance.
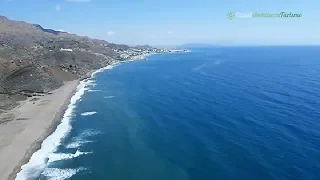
[0,80,79,180]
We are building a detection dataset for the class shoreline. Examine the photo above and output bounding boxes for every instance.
[4,58,135,180]
[2,51,176,180]
[0,80,79,180]
[8,81,79,180]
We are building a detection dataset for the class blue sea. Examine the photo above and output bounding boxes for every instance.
[17,46,320,180]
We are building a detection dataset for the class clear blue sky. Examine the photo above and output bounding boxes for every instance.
[1,0,319,46]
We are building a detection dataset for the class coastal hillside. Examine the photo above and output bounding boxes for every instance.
[0,16,155,112]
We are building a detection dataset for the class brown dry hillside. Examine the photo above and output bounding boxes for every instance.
[0,16,132,111]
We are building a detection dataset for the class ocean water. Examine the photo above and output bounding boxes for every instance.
[18,46,320,180]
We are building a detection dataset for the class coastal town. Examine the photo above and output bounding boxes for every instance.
[112,47,189,60]
[59,45,189,61]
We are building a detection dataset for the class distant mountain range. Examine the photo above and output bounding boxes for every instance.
[178,43,218,49]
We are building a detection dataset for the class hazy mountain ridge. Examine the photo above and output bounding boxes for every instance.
[178,43,218,48]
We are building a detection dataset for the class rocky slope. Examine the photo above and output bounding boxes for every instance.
[0,16,133,111]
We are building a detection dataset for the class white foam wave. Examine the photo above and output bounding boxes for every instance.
[16,63,116,180]
[16,81,87,180]
[65,140,94,149]
[91,64,115,77]
[88,89,101,92]
[104,95,115,99]
[64,129,100,150]
[64,129,100,149]
[48,150,92,163]
[86,80,97,87]
[41,167,86,180]
[80,129,101,137]
[80,111,97,116]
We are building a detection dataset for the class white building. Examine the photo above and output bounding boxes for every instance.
[60,48,73,52]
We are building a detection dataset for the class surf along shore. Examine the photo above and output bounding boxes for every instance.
[0,80,79,180]
[0,52,154,180]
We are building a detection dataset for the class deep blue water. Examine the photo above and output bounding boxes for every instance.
[41,47,320,180]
